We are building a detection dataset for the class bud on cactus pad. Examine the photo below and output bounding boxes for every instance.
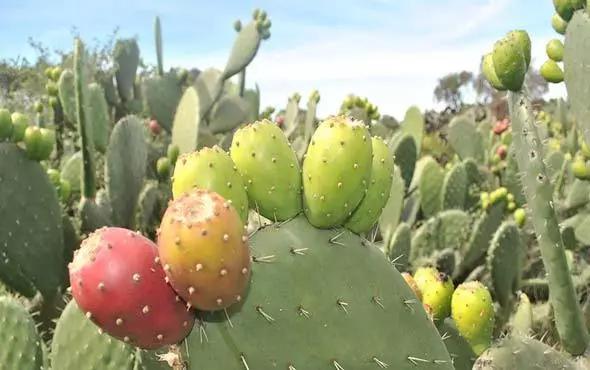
[173,146,248,222]
[157,189,251,311]
[69,227,194,349]
[303,115,372,228]
[344,136,394,234]
[451,281,494,355]
[230,120,302,221]
[413,267,454,320]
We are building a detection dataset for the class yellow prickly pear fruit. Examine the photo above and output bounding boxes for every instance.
[451,281,494,355]
[414,267,454,321]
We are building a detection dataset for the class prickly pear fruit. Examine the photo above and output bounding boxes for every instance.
[506,30,531,68]
[546,39,564,61]
[451,281,494,355]
[345,136,393,233]
[414,267,454,321]
[552,13,568,35]
[572,157,590,180]
[167,144,180,165]
[69,227,194,349]
[230,120,302,221]
[401,272,422,301]
[10,112,28,142]
[173,146,248,222]
[553,0,583,22]
[149,119,161,135]
[540,60,564,83]
[482,53,506,90]
[24,126,44,160]
[156,157,171,181]
[492,35,527,91]
[39,128,55,159]
[303,115,372,228]
[157,189,251,311]
[0,108,13,140]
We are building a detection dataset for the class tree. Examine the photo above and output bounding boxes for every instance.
[433,71,474,111]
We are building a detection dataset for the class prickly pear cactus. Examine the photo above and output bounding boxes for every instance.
[400,106,425,154]
[113,39,140,102]
[379,165,405,245]
[440,161,468,210]
[487,221,523,308]
[87,82,110,152]
[0,296,44,370]
[186,216,453,369]
[385,222,411,270]
[451,281,494,355]
[418,156,445,218]
[447,116,485,162]
[390,133,417,189]
[0,142,65,299]
[142,73,182,132]
[171,86,202,154]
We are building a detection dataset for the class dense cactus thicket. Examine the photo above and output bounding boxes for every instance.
[2,2,590,369]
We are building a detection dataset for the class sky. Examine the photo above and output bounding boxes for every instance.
[0,0,566,119]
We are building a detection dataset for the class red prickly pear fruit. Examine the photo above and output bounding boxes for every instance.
[157,189,251,311]
[493,119,509,135]
[275,115,284,126]
[149,119,161,135]
[496,145,507,160]
[69,227,194,349]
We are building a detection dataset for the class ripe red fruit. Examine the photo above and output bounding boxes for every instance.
[275,115,284,126]
[157,189,251,311]
[69,227,194,349]
[493,118,509,135]
[496,145,507,160]
[149,119,161,135]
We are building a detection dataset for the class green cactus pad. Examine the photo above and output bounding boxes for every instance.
[473,335,576,370]
[58,69,77,124]
[564,11,590,145]
[60,151,82,193]
[222,21,263,80]
[173,146,248,222]
[171,86,202,154]
[106,116,148,228]
[390,133,417,189]
[447,116,485,162]
[418,156,445,218]
[142,73,182,132]
[0,296,43,370]
[0,142,65,298]
[51,300,137,370]
[209,95,249,134]
[231,120,302,221]
[186,216,453,370]
[303,116,372,228]
[410,210,471,265]
[378,165,405,245]
[492,36,527,91]
[385,222,411,271]
[487,222,523,308]
[283,93,301,138]
[87,83,110,152]
[136,181,163,236]
[113,39,140,101]
[243,85,260,123]
[510,292,533,335]
[400,106,425,154]
[345,136,394,234]
[440,162,468,210]
[436,318,476,370]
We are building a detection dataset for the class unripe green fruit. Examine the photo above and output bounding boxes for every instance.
[46,168,61,186]
[24,126,44,160]
[10,112,29,142]
[156,157,171,181]
[552,13,568,35]
[451,281,494,355]
[0,108,13,140]
[49,97,59,109]
[51,66,63,82]
[540,60,564,83]
[546,39,564,62]
[39,128,55,160]
[44,67,53,78]
[506,30,531,68]
[482,53,506,90]
[553,0,584,22]
[507,201,516,211]
[480,192,490,210]
[167,144,180,165]
[414,267,454,321]
[492,36,527,91]
[514,208,526,228]
[572,158,590,180]
[46,82,58,96]
[233,20,242,32]
[34,102,44,113]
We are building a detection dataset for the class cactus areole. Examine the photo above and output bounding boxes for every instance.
[69,227,195,349]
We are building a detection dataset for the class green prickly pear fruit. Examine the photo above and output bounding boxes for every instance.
[482,53,506,90]
[49,96,59,109]
[173,146,249,222]
[47,168,61,186]
[233,20,242,32]
[582,141,590,158]
[24,126,43,160]
[480,192,490,210]
[345,136,393,233]
[46,81,58,96]
[552,13,569,35]
[401,272,422,301]
[0,108,13,140]
[44,67,53,78]
[156,157,171,181]
[50,66,63,81]
[157,189,251,311]
[230,120,302,221]
[553,0,584,21]
[34,101,44,113]
[451,281,494,355]
[546,39,564,61]
[540,60,564,83]
[572,157,590,179]
[39,128,55,160]
[514,208,526,227]
[506,30,531,68]
[167,144,180,165]
[10,112,28,142]
[492,35,527,91]
[303,115,372,228]
[414,267,454,321]
[507,201,516,211]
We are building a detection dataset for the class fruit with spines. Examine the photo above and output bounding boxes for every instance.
[0,108,13,140]
[156,157,171,181]
[344,136,393,233]
[506,30,531,67]
[157,189,251,311]
[482,53,506,90]
[173,146,249,222]
[0,296,43,370]
[553,0,584,22]
[572,157,590,180]
[552,13,568,35]
[492,34,528,91]
[451,281,495,355]
[167,144,180,165]
[230,119,301,221]
[10,112,28,142]
[69,227,194,349]
[546,39,565,61]
[414,267,454,320]
[302,115,372,228]
[541,60,565,83]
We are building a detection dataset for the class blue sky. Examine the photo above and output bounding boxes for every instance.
[1,0,565,118]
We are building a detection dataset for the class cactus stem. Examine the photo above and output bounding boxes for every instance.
[238,69,246,97]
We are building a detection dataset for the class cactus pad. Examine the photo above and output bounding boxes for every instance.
[419,156,445,217]
[447,116,485,162]
[440,162,468,210]
[0,296,43,370]
[487,222,523,308]
[390,133,417,189]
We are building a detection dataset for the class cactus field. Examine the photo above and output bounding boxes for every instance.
[3,2,590,369]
